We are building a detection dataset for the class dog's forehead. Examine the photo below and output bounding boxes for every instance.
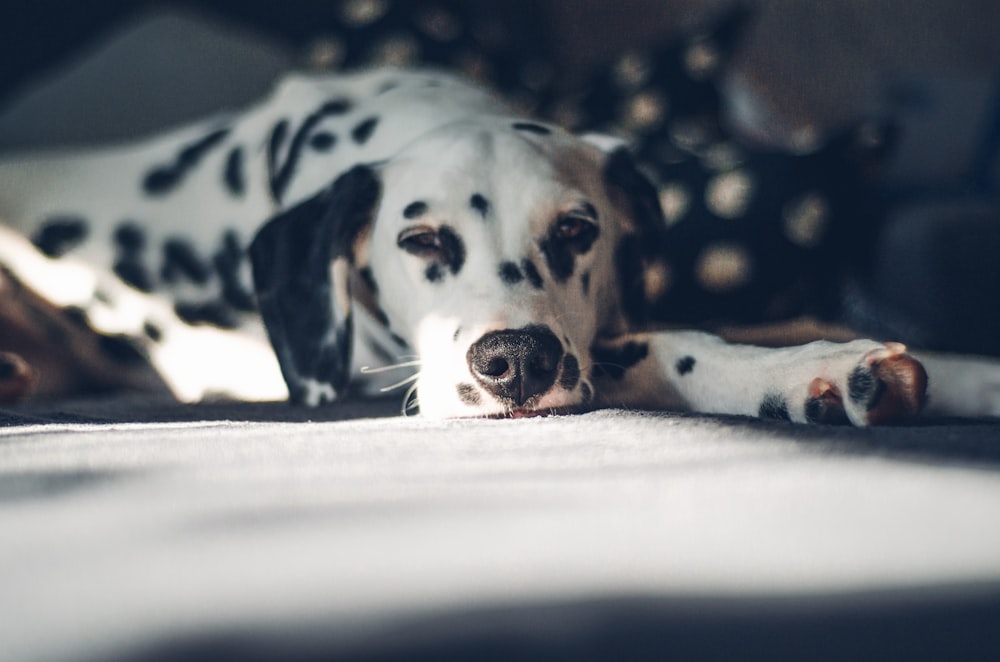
[379,120,607,222]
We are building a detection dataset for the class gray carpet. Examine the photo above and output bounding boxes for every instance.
[3,398,1000,660]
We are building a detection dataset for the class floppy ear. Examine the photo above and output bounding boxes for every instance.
[249,165,381,405]
[600,146,670,327]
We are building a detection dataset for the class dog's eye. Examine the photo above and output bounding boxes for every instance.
[397,226,441,257]
[553,214,599,248]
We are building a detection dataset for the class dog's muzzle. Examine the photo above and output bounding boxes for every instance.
[467,325,564,407]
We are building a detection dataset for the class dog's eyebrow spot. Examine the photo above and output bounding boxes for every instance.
[498,261,524,285]
[351,116,380,144]
[521,259,544,289]
[32,216,89,257]
[581,271,591,296]
[470,193,490,218]
[453,326,462,342]
[457,383,481,406]
[676,355,696,376]
[512,122,551,135]
[403,201,428,219]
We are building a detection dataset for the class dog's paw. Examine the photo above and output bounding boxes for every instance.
[804,342,927,426]
[0,352,35,403]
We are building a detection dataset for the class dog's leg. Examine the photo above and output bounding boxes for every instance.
[597,331,928,426]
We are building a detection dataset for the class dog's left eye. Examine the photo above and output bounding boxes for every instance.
[397,226,441,257]
[553,214,599,247]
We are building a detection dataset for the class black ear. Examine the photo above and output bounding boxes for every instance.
[603,147,669,327]
[249,165,380,405]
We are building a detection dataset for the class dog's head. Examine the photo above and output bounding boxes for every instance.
[250,118,666,417]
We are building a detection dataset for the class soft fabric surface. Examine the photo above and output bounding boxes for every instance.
[3,400,1000,660]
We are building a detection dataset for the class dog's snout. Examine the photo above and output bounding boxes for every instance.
[468,326,564,406]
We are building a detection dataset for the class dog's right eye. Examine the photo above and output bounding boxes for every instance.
[397,226,441,258]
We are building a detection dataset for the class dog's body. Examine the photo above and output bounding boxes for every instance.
[0,68,997,424]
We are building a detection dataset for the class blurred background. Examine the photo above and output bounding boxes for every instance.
[1,0,998,354]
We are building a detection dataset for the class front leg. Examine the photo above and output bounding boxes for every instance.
[596,331,927,426]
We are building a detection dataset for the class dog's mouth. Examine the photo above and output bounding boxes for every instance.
[486,404,581,419]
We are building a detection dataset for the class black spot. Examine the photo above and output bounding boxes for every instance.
[581,381,593,404]
[143,321,163,342]
[453,326,462,342]
[390,333,409,348]
[113,222,146,252]
[32,217,88,257]
[848,365,886,411]
[268,100,353,202]
[499,261,524,285]
[358,266,379,294]
[162,239,211,285]
[403,201,428,219]
[63,306,89,328]
[437,225,466,275]
[457,383,481,406]
[266,119,291,195]
[470,193,490,218]
[0,356,16,381]
[113,259,155,292]
[213,230,256,312]
[223,147,245,197]
[143,127,231,195]
[351,116,380,145]
[676,355,696,376]
[521,259,543,289]
[581,271,591,296]
[758,393,790,421]
[540,219,599,283]
[93,289,112,304]
[97,334,147,364]
[614,235,648,324]
[309,131,337,151]
[590,341,649,380]
[559,354,581,390]
[425,263,443,283]
[804,396,850,425]
[174,301,238,329]
[513,122,551,135]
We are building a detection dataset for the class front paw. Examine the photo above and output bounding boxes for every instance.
[805,342,927,426]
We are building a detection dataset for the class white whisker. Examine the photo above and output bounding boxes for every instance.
[360,360,422,375]
[402,383,420,416]
[380,371,420,393]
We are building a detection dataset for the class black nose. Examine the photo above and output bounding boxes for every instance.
[467,325,564,407]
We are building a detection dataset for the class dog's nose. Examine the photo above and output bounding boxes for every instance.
[467,325,564,407]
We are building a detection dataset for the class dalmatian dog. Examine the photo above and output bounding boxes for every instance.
[0,68,996,424]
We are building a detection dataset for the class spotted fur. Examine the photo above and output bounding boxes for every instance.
[0,69,989,423]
